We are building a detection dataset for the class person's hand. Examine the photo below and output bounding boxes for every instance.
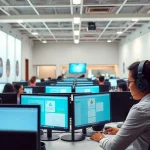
[90,132,105,142]
[104,127,119,135]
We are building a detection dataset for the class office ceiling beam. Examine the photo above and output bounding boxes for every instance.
[0,14,150,23]
[96,0,128,41]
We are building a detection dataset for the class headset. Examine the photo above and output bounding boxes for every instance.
[136,60,150,91]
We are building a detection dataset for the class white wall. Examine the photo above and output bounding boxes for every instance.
[118,31,150,78]
[21,35,33,80]
[33,42,118,76]
[0,23,33,80]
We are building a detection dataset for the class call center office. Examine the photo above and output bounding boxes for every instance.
[0,0,150,150]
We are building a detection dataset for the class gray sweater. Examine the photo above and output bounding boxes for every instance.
[99,93,150,150]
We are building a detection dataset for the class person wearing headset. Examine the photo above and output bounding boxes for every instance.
[91,60,150,150]
[14,84,24,104]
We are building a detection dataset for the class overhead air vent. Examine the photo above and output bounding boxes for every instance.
[86,7,114,14]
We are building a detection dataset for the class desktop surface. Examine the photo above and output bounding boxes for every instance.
[21,94,69,131]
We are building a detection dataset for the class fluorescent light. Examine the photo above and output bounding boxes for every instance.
[42,41,47,43]
[32,32,38,35]
[74,30,80,36]
[17,20,23,23]
[74,39,79,44]
[132,18,139,22]
[107,40,112,43]
[73,17,80,24]
[73,0,81,5]
[117,31,123,35]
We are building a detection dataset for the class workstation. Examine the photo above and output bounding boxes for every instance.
[0,0,150,150]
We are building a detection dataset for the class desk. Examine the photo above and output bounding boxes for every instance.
[44,123,134,150]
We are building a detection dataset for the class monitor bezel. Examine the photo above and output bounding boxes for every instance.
[20,93,70,131]
[0,105,40,150]
[69,63,87,74]
[73,93,111,130]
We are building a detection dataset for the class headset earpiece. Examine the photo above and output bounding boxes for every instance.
[136,60,150,91]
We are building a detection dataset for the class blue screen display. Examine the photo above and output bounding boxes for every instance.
[75,86,99,93]
[21,95,69,130]
[0,107,38,132]
[76,83,93,86]
[76,78,88,81]
[74,94,110,128]
[0,83,5,93]
[63,78,75,81]
[46,86,72,93]
[109,79,118,87]
[69,63,86,74]
[24,88,33,94]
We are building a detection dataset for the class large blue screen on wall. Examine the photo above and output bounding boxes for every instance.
[69,63,86,74]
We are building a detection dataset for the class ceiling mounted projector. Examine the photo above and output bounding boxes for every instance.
[88,22,96,31]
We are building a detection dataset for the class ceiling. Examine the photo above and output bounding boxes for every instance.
[0,0,150,43]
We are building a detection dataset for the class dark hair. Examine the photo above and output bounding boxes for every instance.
[3,83,16,93]
[48,77,51,80]
[14,84,22,93]
[128,61,150,84]
[80,74,85,78]
[40,78,45,82]
[118,82,128,91]
[57,75,62,80]
[99,76,105,82]
[29,76,36,84]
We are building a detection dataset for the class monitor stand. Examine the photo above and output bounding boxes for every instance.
[61,129,85,142]
[41,129,59,141]
[82,128,97,137]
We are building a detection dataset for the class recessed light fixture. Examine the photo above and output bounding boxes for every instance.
[132,18,139,22]
[73,17,80,24]
[74,39,79,44]
[74,30,80,36]
[107,40,112,43]
[42,41,47,43]
[17,20,23,23]
[117,31,123,35]
[32,32,38,35]
[73,0,81,5]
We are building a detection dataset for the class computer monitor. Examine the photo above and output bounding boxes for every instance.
[45,86,72,93]
[69,63,86,74]
[63,78,75,82]
[76,83,93,86]
[76,78,88,81]
[110,92,139,122]
[75,86,99,93]
[109,79,118,87]
[99,85,110,92]
[0,83,6,93]
[36,82,50,86]
[56,83,73,86]
[0,93,17,104]
[24,86,45,94]
[73,93,110,129]
[21,94,69,141]
[57,81,73,84]
[0,105,40,150]
[13,81,28,86]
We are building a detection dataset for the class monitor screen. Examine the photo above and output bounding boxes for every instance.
[69,63,86,74]
[109,79,118,87]
[21,94,69,131]
[74,94,110,129]
[76,78,88,81]
[0,105,40,150]
[45,86,72,93]
[76,83,93,86]
[75,86,99,93]
[0,83,5,93]
[24,88,33,94]
[0,93,17,104]
[0,106,38,132]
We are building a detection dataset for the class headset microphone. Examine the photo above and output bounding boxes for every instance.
[130,91,141,99]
